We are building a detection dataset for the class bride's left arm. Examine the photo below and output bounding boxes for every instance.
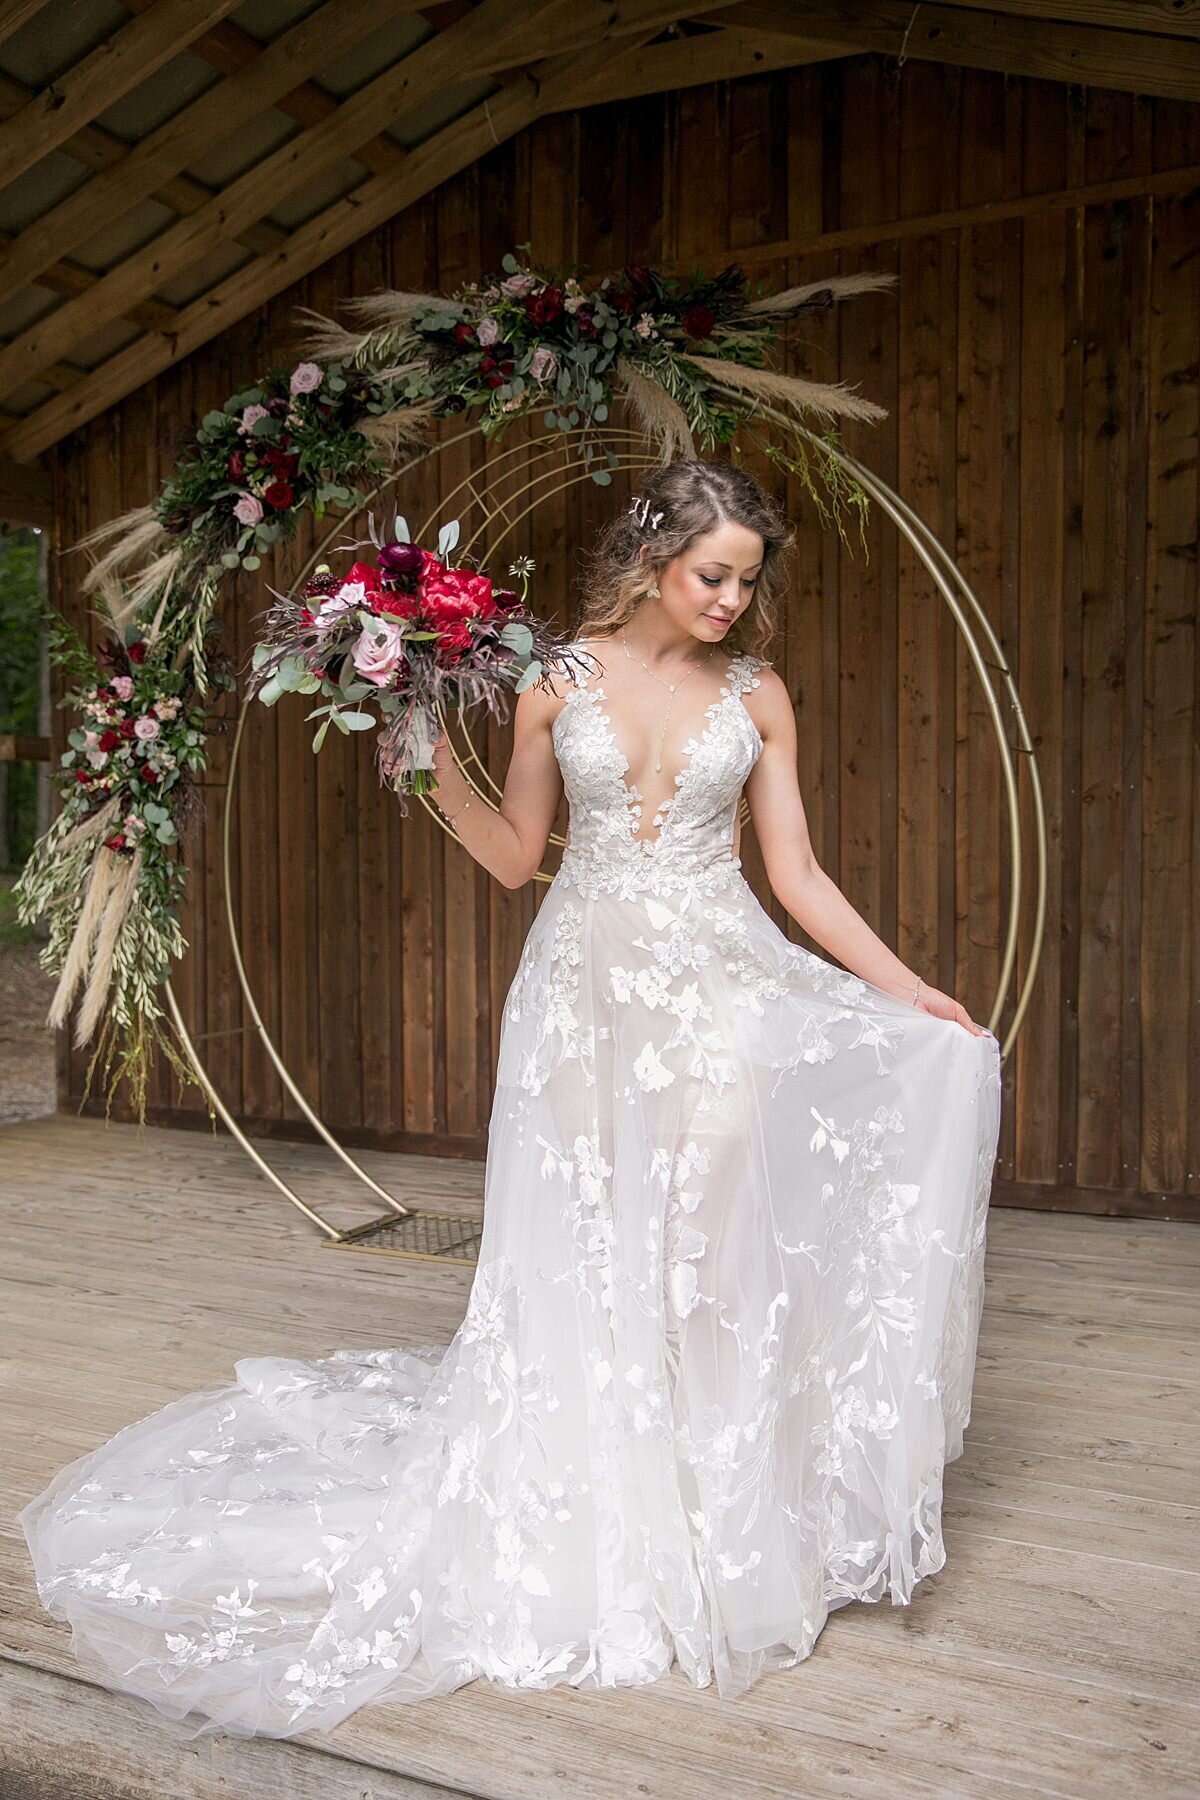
[744,669,987,1035]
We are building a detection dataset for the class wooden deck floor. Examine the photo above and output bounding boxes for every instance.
[2,1113,1197,1800]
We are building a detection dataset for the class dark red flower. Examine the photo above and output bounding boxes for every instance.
[377,540,424,581]
[574,305,599,338]
[103,833,128,851]
[75,768,92,784]
[609,287,638,315]
[263,480,294,510]
[421,566,496,620]
[625,264,651,293]
[374,592,420,620]
[438,619,474,656]
[344,560,382,591]
[454,322,476,345]
[484,373,505,388]
[127,641,147,665]
[227,448,246,481]
[681,303,717,340]
[141,765,159,784]
[97,728,121,752]
[491,586,521,612]
[525,283,564,327]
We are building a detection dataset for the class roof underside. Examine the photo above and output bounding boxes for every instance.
[0,0,1195,473]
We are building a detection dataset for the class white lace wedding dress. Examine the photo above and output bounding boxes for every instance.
[20,645,1003,1740]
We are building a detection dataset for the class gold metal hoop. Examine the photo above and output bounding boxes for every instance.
[166,421,1042,1255]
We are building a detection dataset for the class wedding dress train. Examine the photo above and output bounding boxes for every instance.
[19,645,1003,1739]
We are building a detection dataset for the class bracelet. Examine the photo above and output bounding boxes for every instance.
[437,794,472,825]
[911,976,922,1006]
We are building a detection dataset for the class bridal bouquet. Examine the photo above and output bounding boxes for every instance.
[248,516,589,809]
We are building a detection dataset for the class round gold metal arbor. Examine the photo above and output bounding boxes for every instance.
[163,421,1046,1264]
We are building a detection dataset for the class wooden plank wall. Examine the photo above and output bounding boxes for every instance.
[47,56,1200,1219]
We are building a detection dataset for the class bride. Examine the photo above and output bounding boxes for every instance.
[20,457,1003,1740]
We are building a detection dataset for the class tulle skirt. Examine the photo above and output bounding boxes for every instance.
[20,868,1003,1738]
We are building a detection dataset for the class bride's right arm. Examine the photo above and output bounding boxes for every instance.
[421,680,565,889]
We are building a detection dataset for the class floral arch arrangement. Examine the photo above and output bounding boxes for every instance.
[15,249,1045,1198]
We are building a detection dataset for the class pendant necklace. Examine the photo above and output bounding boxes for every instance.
[621,627,717,774]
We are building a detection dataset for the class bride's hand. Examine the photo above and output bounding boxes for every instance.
[376,723,452,784]
[914,981,987,1036]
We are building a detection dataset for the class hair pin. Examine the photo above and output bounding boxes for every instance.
[628,495,664,531]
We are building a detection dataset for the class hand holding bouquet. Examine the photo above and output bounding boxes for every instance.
[248,516,592,810]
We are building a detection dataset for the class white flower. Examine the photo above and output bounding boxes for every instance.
[634,312,658,339]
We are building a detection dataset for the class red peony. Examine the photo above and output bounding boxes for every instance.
[127,641,147,665]
[681,302,717,340]
[421,566,496,620]
[263,480,294,510]
[344,560,382,590]
[374,592,420,620]
[97,728,121,752]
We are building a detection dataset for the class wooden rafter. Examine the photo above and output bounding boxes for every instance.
[120,0,427,179]
[0,0,735,411]
[707,0,1200,103]
[0,0,424,311]
[557,21,854,106]
[0,1,48,54]
[0,14,682,462]
[0,0,244,189]
[928,0,1200,39]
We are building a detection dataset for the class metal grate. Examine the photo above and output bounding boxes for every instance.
[324,1209,483,1264]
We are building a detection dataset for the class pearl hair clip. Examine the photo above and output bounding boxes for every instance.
[628,495,664,531]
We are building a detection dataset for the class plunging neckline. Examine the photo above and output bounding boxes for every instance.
[556,644,760,853]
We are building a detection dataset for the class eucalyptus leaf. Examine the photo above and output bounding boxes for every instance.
[256,674,284,705]
[437,518,460,558]
[333,711,350,735]
[242,555,261,571]
[251,642,271,669]
[155,821,177,845]
[338,711,376,730]
[276,657,311,693]
[514,659,542,693]
[392,513,411,544]
[313,718,330,753]
[592,469,613,486]
[142,802,168,825]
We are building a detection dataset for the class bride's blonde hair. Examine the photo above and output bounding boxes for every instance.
[573,457,794,660]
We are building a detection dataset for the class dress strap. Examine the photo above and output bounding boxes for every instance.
[726,651,768,697]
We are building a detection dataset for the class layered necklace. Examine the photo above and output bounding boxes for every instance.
[621,626,718,774]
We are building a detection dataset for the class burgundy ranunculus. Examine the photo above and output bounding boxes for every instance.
[377,540,423,580]
[681,303,717,340]
[490,586,521,612]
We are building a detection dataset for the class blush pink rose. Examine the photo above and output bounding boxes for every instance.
[234,493,263,525]
[289,361,323,394]
[351,618,407,687]
[111,674,134,701]
[133,715,160,741]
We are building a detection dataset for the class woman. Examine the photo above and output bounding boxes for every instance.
[20,458,1002,1740]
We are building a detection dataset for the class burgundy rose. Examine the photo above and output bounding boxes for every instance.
[141,766,159,784]
[119,718,136,741]
[127,641,147,665]
[227,448,246,481]
[97,728,121,752]
[454,322,476,345]
[377,540,423,581]
[263,480,294,510]
[490,586,521,612]
[609,288,638,315]
[103,832,128,851]
[681,303,717,340]
[75,768,92,784]
[525,284,564,327]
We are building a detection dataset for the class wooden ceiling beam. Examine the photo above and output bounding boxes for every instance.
[707,0,1200,103]
[118,0,422,179]
[927,0,1200,40]
[0,0,47,53]
[0,231,178,332]
[0,0,419,310]
[554,22,854,106]
[0,26,665,462]
[0,69,287,260]
[0,0,733,405]
[0,0,244,189]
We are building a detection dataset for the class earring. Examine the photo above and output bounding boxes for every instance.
[648,585,660,598]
